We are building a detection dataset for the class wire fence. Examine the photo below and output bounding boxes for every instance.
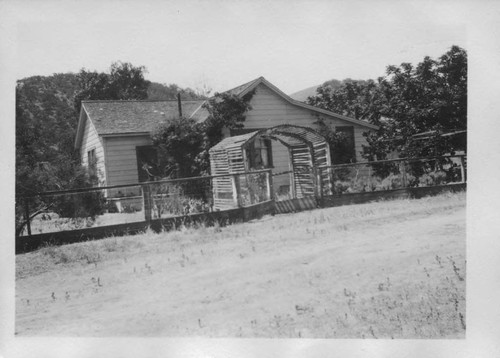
[320,154,466,196]
[16,155,466,237]
[16,170,273,237]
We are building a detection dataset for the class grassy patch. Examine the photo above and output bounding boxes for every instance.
[16,192,466,337]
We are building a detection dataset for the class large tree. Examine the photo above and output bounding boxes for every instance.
[74,61,151,112]
[308,79,384,125]
[16,62,153,236]
[151,91,254,177]
[308,46,467,160]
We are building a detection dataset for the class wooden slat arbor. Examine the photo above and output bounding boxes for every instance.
[209,125,332,210]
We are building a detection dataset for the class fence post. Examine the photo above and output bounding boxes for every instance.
[231,174,241,208]
[317,167,324,207]
[247,174,255,205]
[142,184,152,223]
[460,156,467,183]
[401,160,408,188]
[311,166,317,198]
[24,198,31,236]
[266,169,273,201]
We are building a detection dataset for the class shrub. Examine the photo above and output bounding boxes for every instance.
[430,171,447,185]
[122,204,139,214]
[380,173,404,190]
[151,182,210,217]
[240,173,268,204]
[419,170,447,187]
[334,181,351,194]
[52,191,106,219]
[103,200,119,213]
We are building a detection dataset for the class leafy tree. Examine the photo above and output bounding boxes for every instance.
[314,117,356,164]
[151,116,205,178]
[147,82,204,101]
[308,46,467,160]
[152,91,254,177]
[195,91,254,175]
[16,65,212,236]
[308,79,384,125]
[74,61,151,112]
[367,46,467,159]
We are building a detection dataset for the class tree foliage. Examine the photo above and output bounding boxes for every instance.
[151,116,205,178]
[74,61,151,112]
[314,117,356,165]
[147,82,205,101]
[308,79,384,124]
[16,62,181,235]
[152,91,254,177]
[308,46,467,159]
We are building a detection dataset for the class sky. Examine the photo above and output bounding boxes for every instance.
[3,1,468,95]
[3,2,500,357]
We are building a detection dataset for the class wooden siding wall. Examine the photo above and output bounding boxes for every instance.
[79,114,106,184]
[103,135,153,195]
[243,84,370,164]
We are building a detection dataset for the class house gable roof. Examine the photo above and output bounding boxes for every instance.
[227,76,378,130]
[75,76,378,149]
[75,99,208,148]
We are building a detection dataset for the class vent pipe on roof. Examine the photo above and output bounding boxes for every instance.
[177,93,183,118]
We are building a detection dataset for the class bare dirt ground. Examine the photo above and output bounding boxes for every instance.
[15,192,466,338]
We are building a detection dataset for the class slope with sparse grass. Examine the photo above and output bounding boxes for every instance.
[16,192,466,338]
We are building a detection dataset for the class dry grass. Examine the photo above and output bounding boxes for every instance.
[16,191,466,338]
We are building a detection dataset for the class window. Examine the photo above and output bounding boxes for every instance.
[87,149,97,179]
[136,146,159,182]
[334,126,356,164]
[246,137,273,169]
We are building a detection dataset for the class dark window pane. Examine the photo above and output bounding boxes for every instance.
[136,146,159,182]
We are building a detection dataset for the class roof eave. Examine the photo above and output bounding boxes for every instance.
[100,132,152,138]
[74,106,88,150]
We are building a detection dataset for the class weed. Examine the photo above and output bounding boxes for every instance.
[459,312,466,330]
[449,257,465,281]
[435,255,443,268]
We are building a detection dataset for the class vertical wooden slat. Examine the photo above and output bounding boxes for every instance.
[142,184,152,222]
[460,156,466,183]
[317,167,324,200]
[401,161,408,188]
[288,147,296,198]
[266,169,273,200]
[231,174,241,208]
[24,198,31,236]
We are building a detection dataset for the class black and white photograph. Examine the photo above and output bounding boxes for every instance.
[1,0,499,357]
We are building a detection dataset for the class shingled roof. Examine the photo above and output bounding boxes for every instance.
[82,99,208,135]
[223,77,262,97]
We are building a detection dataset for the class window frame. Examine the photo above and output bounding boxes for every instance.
[87,148,97,177]
[246,137,273,170]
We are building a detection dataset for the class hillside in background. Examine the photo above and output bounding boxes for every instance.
[289,79,361,102]
[16,73,205,161]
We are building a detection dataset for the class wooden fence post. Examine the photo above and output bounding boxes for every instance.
[401,160,408,188]
[231,174,241,208]
[266,169,273,201]
[142,184,152,223]
[460,156,467,183]
[317,167,324,199]
[317,167,324,207]
[24,198,31,236]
